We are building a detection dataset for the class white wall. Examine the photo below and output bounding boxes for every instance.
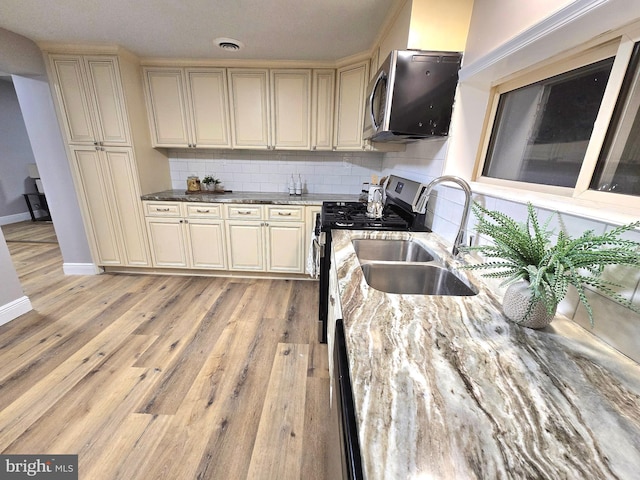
[0,27,94,325]
[0,231,31,326]
[0,79,37,221]
[463,0,574,65]
[12,75,93,267]
[169,149,384,194]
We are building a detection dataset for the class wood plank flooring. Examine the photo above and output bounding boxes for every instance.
[0,222,330,479]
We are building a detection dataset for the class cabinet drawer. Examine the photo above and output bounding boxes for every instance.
[266,205,304,221]
[226,204,263,220]
[185,203,222,218]
[144,201,181,217]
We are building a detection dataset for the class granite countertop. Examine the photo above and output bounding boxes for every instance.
[331,229,640,480]
[141,189,361,205]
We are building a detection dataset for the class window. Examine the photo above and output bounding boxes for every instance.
[475,35,640,212]
[591,43,640,196]
[483,57,615,188]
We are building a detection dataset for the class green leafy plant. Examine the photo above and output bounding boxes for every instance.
[202,175,221,185]
[461,202,640,325]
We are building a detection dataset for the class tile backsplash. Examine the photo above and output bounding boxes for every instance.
[168,149,384,194]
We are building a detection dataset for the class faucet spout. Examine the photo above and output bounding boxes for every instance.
[423,175,472,256]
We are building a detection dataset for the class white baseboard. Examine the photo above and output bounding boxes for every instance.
[0,212,33,226]
[63,263,102,275]
[0,296,33,327]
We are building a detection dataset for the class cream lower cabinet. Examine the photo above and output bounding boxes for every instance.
[144,202,226,269]
[226,204,305,273]
[70,146,149,266]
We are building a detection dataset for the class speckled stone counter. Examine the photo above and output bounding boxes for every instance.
[331,229,640,480]
[141,189,360,205]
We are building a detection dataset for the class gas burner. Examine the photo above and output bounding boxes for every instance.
[321,201,410,231]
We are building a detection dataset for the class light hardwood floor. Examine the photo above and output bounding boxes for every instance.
[0,221,330,479]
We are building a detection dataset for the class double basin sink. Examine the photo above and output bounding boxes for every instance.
[352,238,477,296]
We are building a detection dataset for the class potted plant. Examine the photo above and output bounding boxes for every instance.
[202,175,221,191]
[461,202,640,328]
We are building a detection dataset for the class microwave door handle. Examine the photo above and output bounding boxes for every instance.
[369,71,386,130]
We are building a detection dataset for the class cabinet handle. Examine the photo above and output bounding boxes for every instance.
[238,211,252,215]
[196,209,210,213]
[277,211,292,216]
[156,207,170,212]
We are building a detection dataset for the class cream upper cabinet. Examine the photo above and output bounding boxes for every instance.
[333,61,369,150]
[227,69,271,149]
[270,69,311,150]
[143,68,190,146]
[143,67,231,148]
[311,69,335,151]
[49,54,130,146]
[70,146,150,267]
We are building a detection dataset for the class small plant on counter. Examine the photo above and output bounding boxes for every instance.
[460,202,640,328]
[202,175,221,190]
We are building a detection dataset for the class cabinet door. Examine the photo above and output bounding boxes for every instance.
[70,147,121,265]
[266,222,305,273]
[226,221,265,271]
[312,70,335,150]
[101,148,149,266]
[228,69,270,149]
[146,218,188,267]
[186,69,231,148]
[143,68,191,146]
[187,220,227,269]
[50,55,97,144]
[84,56,130,145]
[271,69,311,149]
[334,61,368,150]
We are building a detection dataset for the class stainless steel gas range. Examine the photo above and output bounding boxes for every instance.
[315,175,431,343]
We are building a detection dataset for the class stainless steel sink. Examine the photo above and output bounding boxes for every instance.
[360,263,478,296]
[352,239,435,262]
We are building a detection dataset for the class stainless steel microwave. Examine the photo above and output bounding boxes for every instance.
[363,50,462,143]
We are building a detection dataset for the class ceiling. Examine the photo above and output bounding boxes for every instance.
[0,0,398,62]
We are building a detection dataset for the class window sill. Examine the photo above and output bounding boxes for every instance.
[470,181,640,227]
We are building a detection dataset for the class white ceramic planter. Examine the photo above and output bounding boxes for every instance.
[502,281,556,329]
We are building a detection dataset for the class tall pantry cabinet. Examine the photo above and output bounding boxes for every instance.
[45,48,171,267]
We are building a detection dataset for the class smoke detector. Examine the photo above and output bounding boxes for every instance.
[214,37,244,51]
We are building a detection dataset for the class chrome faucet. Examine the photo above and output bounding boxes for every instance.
[423,175,472,257]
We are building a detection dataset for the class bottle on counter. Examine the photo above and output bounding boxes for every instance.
[289,175,295,195]
[295,174,302,195]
